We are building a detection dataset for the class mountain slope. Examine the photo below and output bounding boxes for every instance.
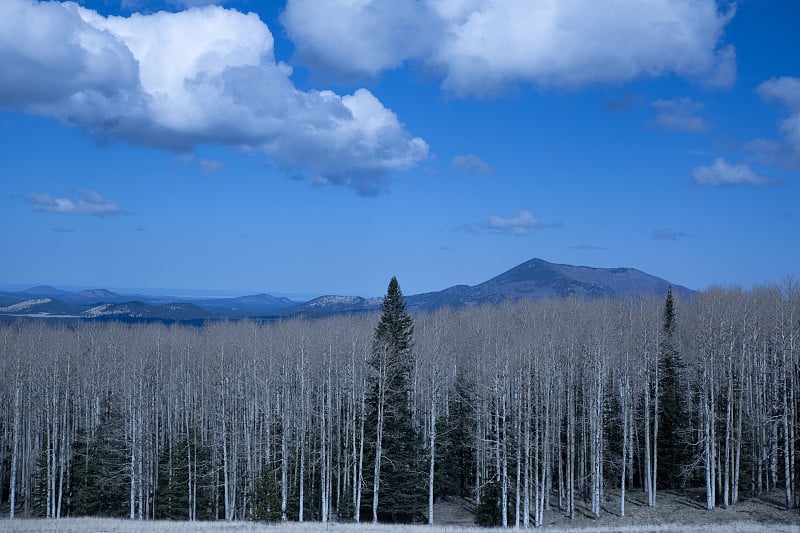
[287,295,380,317]
[0,258,692,320]
[62,289,124,305]
[0,298,81,316]
[406,258,692,309]
[83,302,212,320]
[195,293,298,316]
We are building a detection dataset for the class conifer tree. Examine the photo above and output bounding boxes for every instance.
[364,277,424,522]
[250,462,282,522]
[157,436,213,520]
[436,369,476,498]
[657,288,691,488]
[69,391,128,517]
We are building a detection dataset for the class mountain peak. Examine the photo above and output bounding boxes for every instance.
[1,258,692,321]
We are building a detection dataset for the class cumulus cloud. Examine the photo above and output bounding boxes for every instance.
[652,98,707,132]
[283,0,736,96]
[121,1,237,13]
[692,158,771,186]
[27,189,123,216]
[757,76,800,163]
[486,211,556,236]
[451,154,492,175]
[0,1,427,195]
[652,229,688,241]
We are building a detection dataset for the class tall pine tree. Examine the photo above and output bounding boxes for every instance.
[69,391,128,517]
[364,277,425,522]
[657,287,692,488]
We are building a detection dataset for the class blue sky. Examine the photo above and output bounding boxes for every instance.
[1,0,798,299]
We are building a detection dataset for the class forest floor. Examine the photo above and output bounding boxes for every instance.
[1,490,797,532]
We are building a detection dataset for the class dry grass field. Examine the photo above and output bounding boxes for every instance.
[2,491,798,533]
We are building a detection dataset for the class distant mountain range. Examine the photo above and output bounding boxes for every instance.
[0,258,692,322]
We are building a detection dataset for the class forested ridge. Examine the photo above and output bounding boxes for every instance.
[0,280,798,527]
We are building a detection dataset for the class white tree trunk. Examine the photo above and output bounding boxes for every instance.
[428,392,435,525]
[9,381,20,519]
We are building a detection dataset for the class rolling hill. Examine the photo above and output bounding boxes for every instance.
[0,258,692,321]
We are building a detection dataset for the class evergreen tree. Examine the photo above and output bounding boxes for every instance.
[30,448,49,517]
[657,288,692,488]
[156,435,213,520]
[435,369,476,498]
[249,462,282,522]
[69,391,128,517]
[364,277,425,522]
[475,480,501,527]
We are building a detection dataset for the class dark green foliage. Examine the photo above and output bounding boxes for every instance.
[603,385,624,483]
[156,435,213,520]
[338,491,355,521]
[435,369,476,498]
[249,462,282,522]
[373,276,414,375]
[364,277,425,523]
[69,391,129,517]
[657,288,692,488]
[475,481,501,527]
[30,448,49,517]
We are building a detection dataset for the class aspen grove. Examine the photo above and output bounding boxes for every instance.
[0,281,798,525]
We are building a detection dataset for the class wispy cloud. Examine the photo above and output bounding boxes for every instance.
[652,228,688,241]
[692,158,771,186]
[756,76,800,166]
[180,153,226,175]
[52,226,75,233]
[651,98,707,132]
[451,154,492,175]
[27,189,123,216]
[486,211,559,236]
[198,158,225,175]
[283,0,736,95]
[570,244,606,251]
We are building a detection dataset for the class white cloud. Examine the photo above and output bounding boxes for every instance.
[486,211,549,236]
[758,77,800,111]
[652,98,707,132]
[282,0,440,79]
[692,158,771,186]
[198,159,225,175]
[652,228,688,241]
[757,77,800,162]
[27,189,123,216]
[283,0,736,96]
[0,1,427,195]
[452,154,492,175]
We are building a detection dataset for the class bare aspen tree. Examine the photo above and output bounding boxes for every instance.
[9,356,21,519]
[2,281,798,524]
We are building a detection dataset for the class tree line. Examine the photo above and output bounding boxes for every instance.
[0,279,798,526]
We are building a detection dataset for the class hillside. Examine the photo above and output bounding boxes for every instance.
[0,258,692,321]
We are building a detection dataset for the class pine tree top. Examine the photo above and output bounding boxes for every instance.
[662,286,675,335]
[374,276,414,357]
